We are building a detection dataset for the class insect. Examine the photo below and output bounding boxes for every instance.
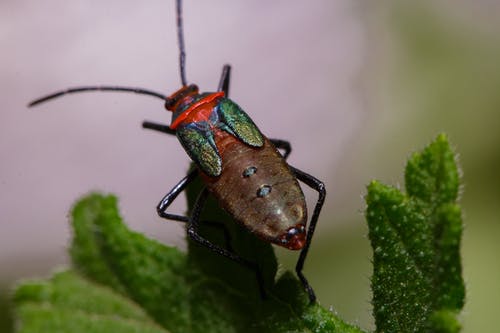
[29,0,325,303]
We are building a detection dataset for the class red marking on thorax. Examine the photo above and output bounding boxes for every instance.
[170,92,224,129]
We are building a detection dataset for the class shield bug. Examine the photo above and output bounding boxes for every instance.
[29,0,326,303]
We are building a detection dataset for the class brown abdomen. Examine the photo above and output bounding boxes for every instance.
[201,136,307,247]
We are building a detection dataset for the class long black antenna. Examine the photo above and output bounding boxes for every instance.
[176,0,187,86]
[28,1,189,108]
[28,86,167,107]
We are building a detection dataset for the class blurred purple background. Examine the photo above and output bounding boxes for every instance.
[1,0,364,280]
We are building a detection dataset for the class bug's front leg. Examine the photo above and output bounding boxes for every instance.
[289,166,326,303]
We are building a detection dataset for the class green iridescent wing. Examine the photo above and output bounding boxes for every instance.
[176,125,222,177]
[218,98,264,147]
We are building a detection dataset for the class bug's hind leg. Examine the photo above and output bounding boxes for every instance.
[142,121,176,136]
[269,138,292,160]
[217,65,231,96]
[188,187,267,299]
[289,166,326,303]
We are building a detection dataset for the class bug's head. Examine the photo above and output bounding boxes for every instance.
[164,84,199,112]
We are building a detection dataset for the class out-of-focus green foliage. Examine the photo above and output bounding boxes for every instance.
[379,0,500,200]
[13,271,168,333]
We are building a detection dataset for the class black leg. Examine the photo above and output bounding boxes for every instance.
[155,168,234,250]
[217,65,231,97]
[289,166,326,303]
[188,187,266,299]
[142,120,176,136]
[156,168,198,222]
[270,138,292,160]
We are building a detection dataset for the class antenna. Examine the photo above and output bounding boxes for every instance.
[28,1,188,107]
[176,0,187,86]
[28,86,167,107]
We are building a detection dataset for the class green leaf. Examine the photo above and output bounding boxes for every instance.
[366,134,465,332]
[13,270,168,333]
[184,175,279,300]
[14,188,364,333]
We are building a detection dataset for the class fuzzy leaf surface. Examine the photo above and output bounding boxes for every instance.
[12,190,363,333]
[13,271,168,333]
[366,134,465,332]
